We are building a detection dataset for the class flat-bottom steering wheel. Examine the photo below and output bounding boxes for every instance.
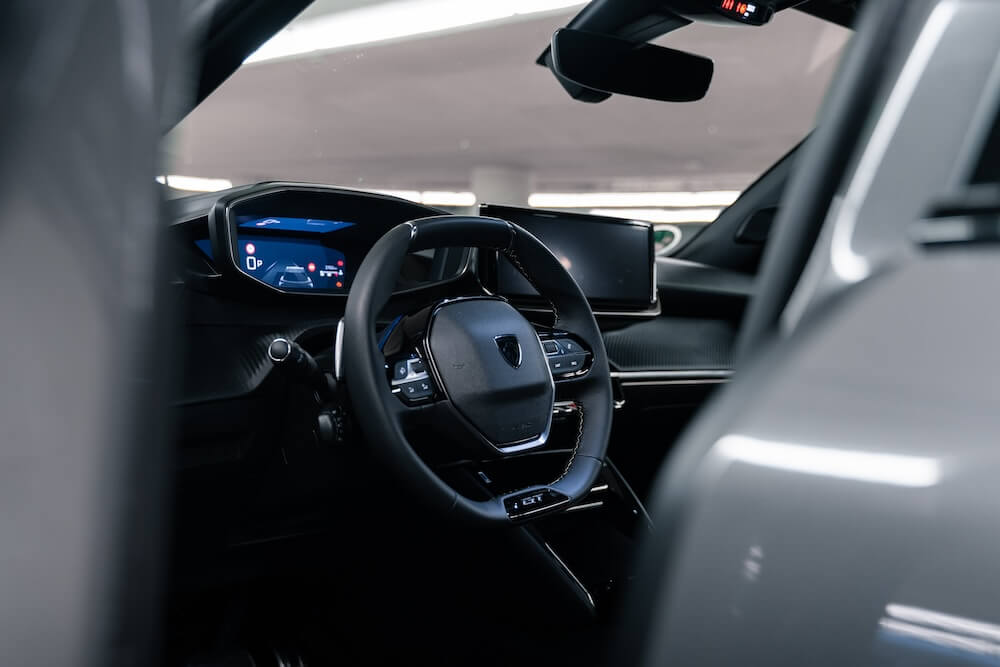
[343,216,613,522]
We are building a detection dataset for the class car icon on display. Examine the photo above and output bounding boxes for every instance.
[277,264,313,289]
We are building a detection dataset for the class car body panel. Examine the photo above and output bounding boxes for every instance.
[643,253,1000,666]
[635,1,1000,665]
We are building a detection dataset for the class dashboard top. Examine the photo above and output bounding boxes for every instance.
[169,181,659,318]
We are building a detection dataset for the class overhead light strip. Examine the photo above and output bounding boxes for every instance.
[370,189,477,207]
[246,0,586,64]
[529,191,741,209]
[367,189,733,215]
[588,208,722,224]
[155,175,233,192]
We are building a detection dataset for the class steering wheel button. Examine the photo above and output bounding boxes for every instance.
[560,339,579,353]
[399,378,433,400]
[543,341,560,355]
[410,359,426,374]
[393,360,410,380]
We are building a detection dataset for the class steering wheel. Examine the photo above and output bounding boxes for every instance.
[342,216,613,522]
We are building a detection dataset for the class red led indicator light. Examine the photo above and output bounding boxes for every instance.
[307,262,316,272]
[337,259,344,267]
[336,281,343,288]
[720,0,750,13]
[245,242,256,255]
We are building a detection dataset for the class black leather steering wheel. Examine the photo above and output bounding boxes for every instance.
[342,216,613,522]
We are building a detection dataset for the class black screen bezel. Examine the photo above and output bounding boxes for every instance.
[209,183,469,298]
[480,204,658,313]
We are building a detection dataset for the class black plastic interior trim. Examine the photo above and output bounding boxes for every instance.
[656,258,754,299]
[187,0,313,120]
[604,317,736,372]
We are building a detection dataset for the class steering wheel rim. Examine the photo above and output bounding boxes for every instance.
[342,215,613,522]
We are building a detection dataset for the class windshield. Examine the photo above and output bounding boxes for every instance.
[166,1,849,253]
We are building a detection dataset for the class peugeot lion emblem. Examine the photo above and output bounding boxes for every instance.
[494,335,522,368]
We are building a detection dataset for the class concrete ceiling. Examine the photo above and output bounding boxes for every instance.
[166,3,849,195]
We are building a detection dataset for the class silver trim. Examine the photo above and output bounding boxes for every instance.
[497,438,552,455]
[590,484,609,492]
[267,337,292,363]
[496,330,556,453]
[553,400,579,416]
[390,357,431,386]
[543,542,595,609]
[567,501,605,513]
[651,249,659,303]
[611,369,732,382]
[621,379,728,387]
[518,302,661,319]
[334,318,345,381]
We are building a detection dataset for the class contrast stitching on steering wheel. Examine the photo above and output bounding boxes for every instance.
[551,402,584,484]
[501,244,560,326]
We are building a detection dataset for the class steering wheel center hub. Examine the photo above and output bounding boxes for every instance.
[426,298,554,451]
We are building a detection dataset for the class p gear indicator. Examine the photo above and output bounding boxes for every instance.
[715,0,772,25]
[233,216,354,293]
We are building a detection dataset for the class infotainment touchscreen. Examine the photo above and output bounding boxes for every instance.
[482,205,656,311]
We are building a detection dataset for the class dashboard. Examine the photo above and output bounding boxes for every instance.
[173,182,658,316]
[167,181,735,552]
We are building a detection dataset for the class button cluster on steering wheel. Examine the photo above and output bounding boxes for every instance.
[539,333,592,379]
[389,354,436,403]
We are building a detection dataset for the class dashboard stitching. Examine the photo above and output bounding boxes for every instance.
[501,246,560,326]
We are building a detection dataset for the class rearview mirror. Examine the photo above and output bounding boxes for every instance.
[550,29,713,103]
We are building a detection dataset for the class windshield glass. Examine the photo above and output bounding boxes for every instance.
[166,1,849,253]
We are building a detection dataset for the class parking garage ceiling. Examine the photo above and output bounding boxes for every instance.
[167,2,849,196]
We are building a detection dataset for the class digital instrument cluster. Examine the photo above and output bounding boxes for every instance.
[235,216,352,292]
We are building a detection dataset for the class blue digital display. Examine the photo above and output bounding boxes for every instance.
[236,216,353,292]
[238,216,354,234]
[194,238,213,260]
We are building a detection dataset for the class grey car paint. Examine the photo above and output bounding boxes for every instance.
[636,1,1000,665]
